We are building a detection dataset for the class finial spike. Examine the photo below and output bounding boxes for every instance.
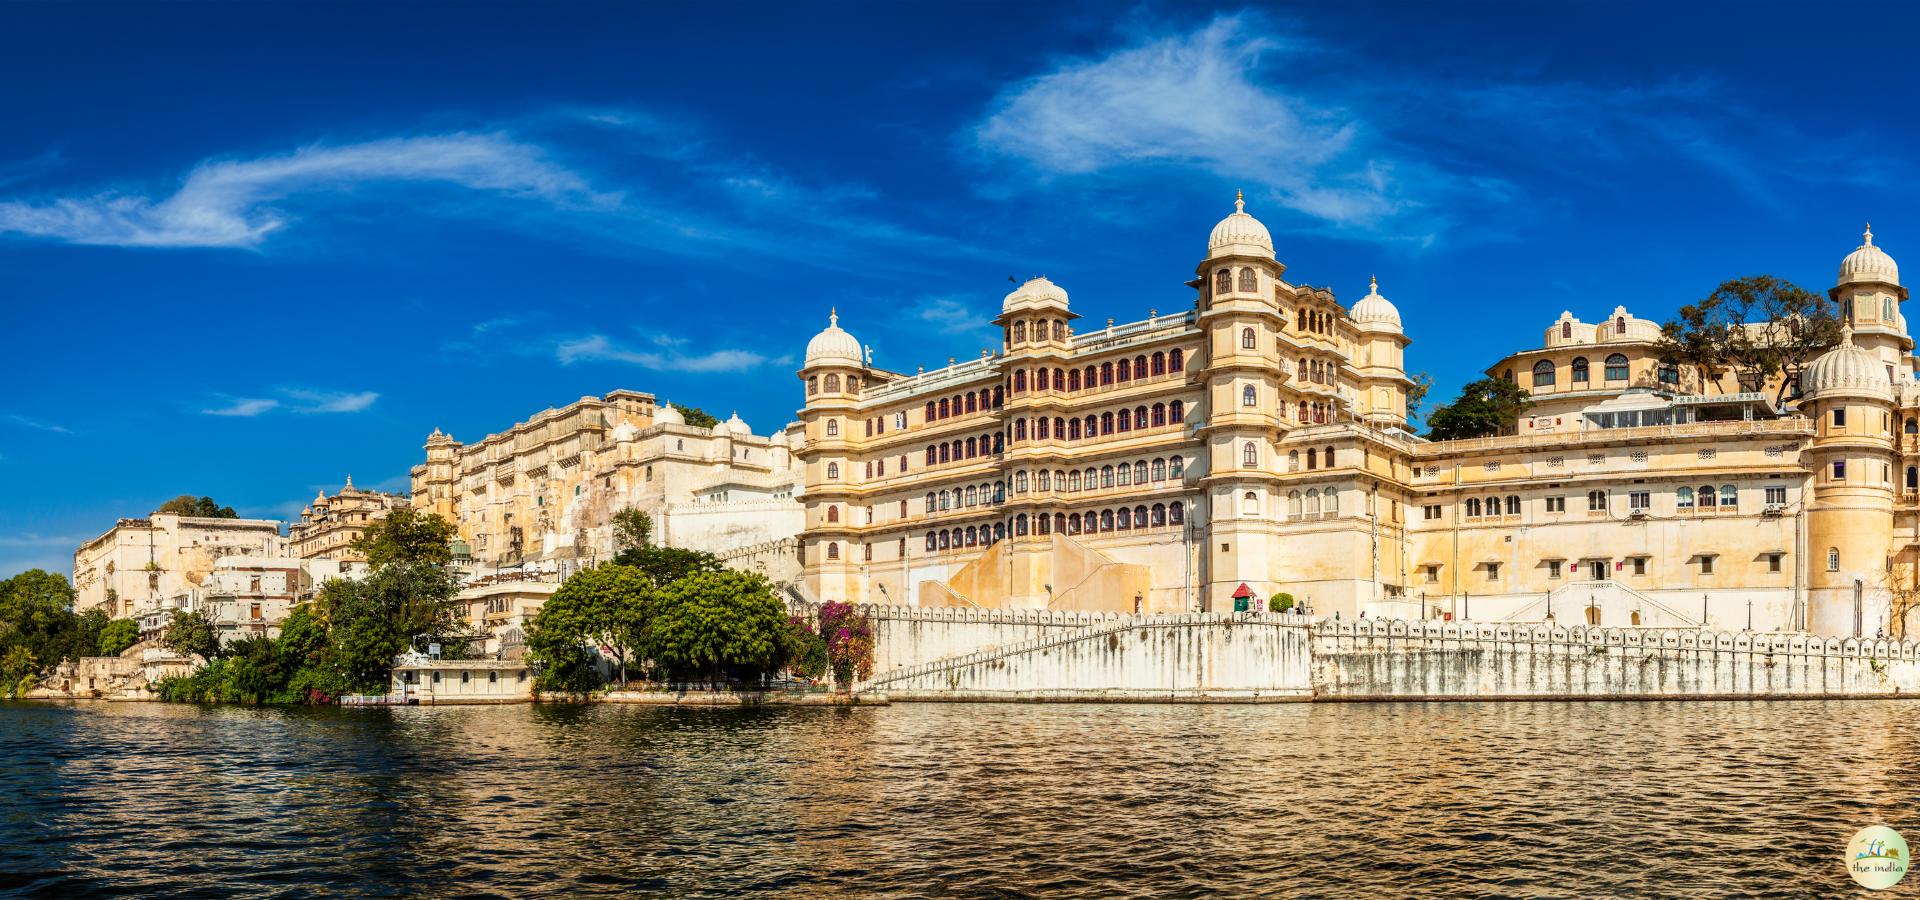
[1234,189,1245,214]
[829,306,838,327]
[1370,274,1378,292]
[1865,222,1875,246]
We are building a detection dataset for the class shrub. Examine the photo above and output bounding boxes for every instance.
[1269,593,1295,613]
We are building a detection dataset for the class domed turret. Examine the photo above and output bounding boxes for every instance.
[804,309,864,368]
[1002,276,1070,314]
[1349,276,1402,329]
[721,411,750,436]
[1839,224,1899,287]
[611,420,638,443]
[1207,191,1274,260]
[655,402,686,426]
[1803,326,1894,400]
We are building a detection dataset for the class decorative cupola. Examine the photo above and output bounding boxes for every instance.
[1349,275,1403,331]
[1802,326,1895,402]
[1206,190,1275,261]
[1839,224,1900,288]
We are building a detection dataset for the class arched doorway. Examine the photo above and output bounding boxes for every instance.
[1585,606,1601,625]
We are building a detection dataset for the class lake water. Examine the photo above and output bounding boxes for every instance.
[3,700,1916,897]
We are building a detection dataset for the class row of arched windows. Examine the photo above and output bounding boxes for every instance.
[1214,267,1260,295]
[1464,495,1522,518]
[1012,402,1185,443]
[923,433,1004,466]
[1009,319,1069,344]
[924,482,1006,513]
[1297,308,1334,336]
[1295,400,1333,424]
[1286,446,1339,472]
[925,523,1007,551]
[1295,357,1337,385]
[805,373,862,396]
[1282,488,1339,518]
[1012,457,1186,495]
[925,388,1004,422]
[1529,354,1641,388]
[1674,485,1739,509]
[1010,351,1185,394]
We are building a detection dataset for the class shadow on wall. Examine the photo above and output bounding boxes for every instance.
[919,534,1155,613]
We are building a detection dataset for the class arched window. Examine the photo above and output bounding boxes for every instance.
[1828,547,1840,571]
[1242,385,1257,407]
[1306,448,1318,470]
[1085,415,1098,437]
[1015,514,1029,536]
[925,446,937,466]
[1505,495,1519,515]
[1053,417,1065,438]
[1571,357,1589,383]
[965,437,978,458]
[1134,406,1148,429]
[1287,490,1303,517]
[939,531,951,549]
[1588,490,1607,511]
[826,462,839,479]
[1134,356,1148,379]
[1101,510,1115,532]
[1053,321,1065,341]
[1676,487,1694,508]
[1116,463,1132,486]
[1117,410,1132,433]
[1215,269,1233,294]
[1532,360,1556,388]
[963,527,975,547]
[1152,458,1167,481]
[1466,498,1481,517]
[1305,489,1321,515]
[1037,515,1051,535]
[826,505,839,523]
[938,445,950,464]
[1289,449,1300,472]
[1605,353,1629,381]
[1241,327,1257,349]
[1152,504,1167,526]
[1068,419,1081,440]
[938,398,950,419]
[1697,483,1716,508]
[1562,321,1572,339]
[1068,471,1082,491]
[1298,400,1309,421]
[826,542,839,559]
[993,386,1003,407]
[939,490,951,510]
[1171,455,1184,477]
[1327,489,1340,516]
[1243,491,1259,515]
[1616,315,1626,332]
[1323,444,1335,466]
[1101,412,1115,434]
[1085,366,1097,388]
[1152,403,1167,426]
[1102,465,1115,488]
[1101,362,1114,385]
[1719,484,1737,508]
[926,532,937,551]
[1170,401,1185,423]
[1069,370,1082,391]
[1152,352,1166,375]
[1238,268,1257,292]
[966,393,978,413]
[1014,419,1028,441]
[1170,349,1184,371]
[1013,321,1026,342]
[965,486,978,507]
[1242,442,1258,468]
[807,376,819,395]
[925,401,935,421]
[824,374,840,392]
[924,492,935,513]
[1133,461,1148,483]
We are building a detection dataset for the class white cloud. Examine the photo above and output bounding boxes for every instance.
[974,15,1400,228]
[915,297,984,334]
[284,389,380,414]
[0,132,616,248]
[555,334,769,373]
[202,397,280,417]
[3,414,72,434]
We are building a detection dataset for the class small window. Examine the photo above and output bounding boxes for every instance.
[826,542,840,560]
[1768,553,1783,573]
[1531,360,1555,388]
[1833,407,1847,428]
[1828,548,1840,572]
[1241,327,1256,349]
[1832,460,1847,481]
[1631,557,1647,576]
[1604,353,1629,381]
[1587,490,1607,511]
[1700,556,1715,575]
[1548,560,1563,579]
[1242,385,1257,407]
[1765,485,1786,505]
[1241,442,1258,468]
[1571,357,1589,383]
[1487,562,1501,582]
[1629,491,1650,510]
[1424,565,1439,583]
[1423,504,1441,520]
[1545,496,1566,513]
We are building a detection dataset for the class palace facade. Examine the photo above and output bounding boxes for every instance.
[795,198,1920,639]
[408,390,804,580]
[289,476,410,561]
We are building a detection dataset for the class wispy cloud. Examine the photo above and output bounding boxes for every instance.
[202,396,280,417]
[283,389,380,414]
[555,333,770,373]
[200,387,379,417]
[0,132,616,248]
[3,414,73,434]
[915,296,986,335]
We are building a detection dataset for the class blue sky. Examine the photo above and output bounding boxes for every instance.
[1,2,1911,576]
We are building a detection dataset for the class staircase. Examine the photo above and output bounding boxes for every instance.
[1499,580,1702,626]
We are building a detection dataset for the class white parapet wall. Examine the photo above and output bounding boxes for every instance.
[838,605,1920,701]
[867,613,1317,701]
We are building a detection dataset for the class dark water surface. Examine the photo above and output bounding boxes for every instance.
[2,700,1916,897]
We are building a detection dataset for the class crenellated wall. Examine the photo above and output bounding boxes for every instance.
[842,605,1920,701]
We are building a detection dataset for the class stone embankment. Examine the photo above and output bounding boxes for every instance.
[847,604,1920,702]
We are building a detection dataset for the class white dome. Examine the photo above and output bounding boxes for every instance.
[1002,276,1070,314]
[655,402,686,426]
[611,421,638,443]
[1349,276,1402,329]
[1839,225,1899,287]
[721,411,750,436]
[1206,191,1274,260]
[804,309,863,367]
[1802,327,1894,400]
[769,429,790,446]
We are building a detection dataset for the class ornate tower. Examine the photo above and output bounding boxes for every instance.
[1830,225,1911,385]
[1349,276,1413,429]
[1802,327,1898,637]
[1193,192,1290,603]
[797,310,866,603]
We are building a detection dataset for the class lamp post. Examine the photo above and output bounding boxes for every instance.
[1701,593,1709,628]
[1746,597,1753,632]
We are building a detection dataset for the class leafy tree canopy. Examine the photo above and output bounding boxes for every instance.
[350,508,456,568]
[162,609,221,661]
[1658,274,1839,402]
[154,495,238,518]
[645,571,795,683]
[612,545,724,587]
[97,618,140,657]
[612,508,653,552]
[315,562,468,692]
[1425,378,1535,441]
[672,403,720,429]
[528,564,652,688]
[0,569,80,695]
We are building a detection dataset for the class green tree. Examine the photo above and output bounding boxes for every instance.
[1268,592,1295,613]
[1658,275,1840,403]
[672,403,720,429]
[349,508,456,568]
[643,571,794,683]
[1405,372,1433,430]
[612,545,723,587]
[528,564,652,686]
[71,607,110,660]
[162,609,221,660]
[0,569,79,696]
[612,508,654,552]
[315,562,467,693]
[154,495,238,518]
[1425,378,1535,441]
[97,619,140,657]
[787,617,828,680]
